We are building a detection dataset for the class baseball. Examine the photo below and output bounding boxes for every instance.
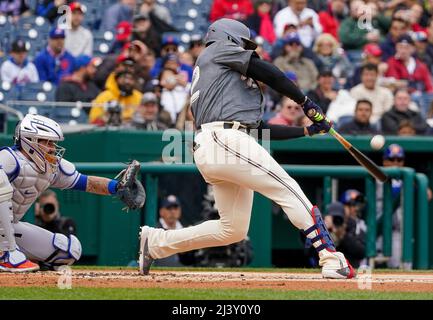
[370,135,385,150]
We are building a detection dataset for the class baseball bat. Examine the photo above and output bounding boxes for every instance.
[329,128,388,183]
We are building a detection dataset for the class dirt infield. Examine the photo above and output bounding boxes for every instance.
[1,269,433,292]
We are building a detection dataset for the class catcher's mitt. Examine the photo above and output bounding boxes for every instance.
[115,160,146,211]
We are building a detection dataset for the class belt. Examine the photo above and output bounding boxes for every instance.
[196,121,251,134]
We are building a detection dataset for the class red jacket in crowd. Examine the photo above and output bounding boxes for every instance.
[209,0,254,22]
[318,9,339,40]
[385,57,433,93]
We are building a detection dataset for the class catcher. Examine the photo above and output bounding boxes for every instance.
[0,114,145,272]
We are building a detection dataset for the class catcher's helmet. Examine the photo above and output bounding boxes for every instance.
[14,114,65,173]
[204,18,257,50]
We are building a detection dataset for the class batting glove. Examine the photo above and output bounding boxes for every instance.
[302,97,327,123]
[306,119,333,136]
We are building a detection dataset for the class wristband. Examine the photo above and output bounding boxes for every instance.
[108,179,119,195]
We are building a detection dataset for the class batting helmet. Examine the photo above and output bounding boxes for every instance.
[204,18,257,50]
[383,143,405,160]
[340,189,365,206]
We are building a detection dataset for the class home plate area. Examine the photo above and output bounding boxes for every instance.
[1,269,433,292]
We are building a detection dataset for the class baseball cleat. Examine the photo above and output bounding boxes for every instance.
[0,251,40,273]
[138,226,153,275]
[322,259,356,279]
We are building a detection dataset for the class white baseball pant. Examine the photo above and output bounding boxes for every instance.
[147,122,321,259]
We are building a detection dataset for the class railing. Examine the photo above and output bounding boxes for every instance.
[74,163,430,269]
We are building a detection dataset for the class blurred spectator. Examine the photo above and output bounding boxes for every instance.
[245,0,276,44]
[338,99,379,135]
[188,36,205,65]
[349,43,388,87]
[274,0,322,48]
[124,40,154,92]
[339,0,389,57]
[381,88,429,135]
[209,0,254,23]
[307,68,337,114]
[318,0,347,40]
[397,119,417,136]
[127,91,167,130]
[273,33,318,91]
[0,0,30,23]
[55,55,101,104]
[312,33,352,82]
[34,27,75,85]
[65,2,93,57]
[380,18,410,61]
[35,190,76,237]
[268,96,302,125]
[150,35,193,81]
[337,190,367,268]
[89,69,142,126]
[36,0,68,23]
[413,31,433,72]
[324,85,356,123]
[0,39,39,84]
[131,13,161,53]
[139,0,172,26]
[376,144,405,268]
[101,0,136,32]
[159,68,189,124]
[350,63,394,123]
[385,34,433,94]
[109,21,133,54]
[153,195,189,267]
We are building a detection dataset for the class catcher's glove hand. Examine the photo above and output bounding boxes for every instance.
[115,160,146,211]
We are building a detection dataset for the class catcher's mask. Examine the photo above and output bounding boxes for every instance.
[14,114,65,174]
[205,18,257,50]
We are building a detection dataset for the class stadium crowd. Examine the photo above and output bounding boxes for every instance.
[1,0,433,135]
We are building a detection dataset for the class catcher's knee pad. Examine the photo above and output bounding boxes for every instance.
[302,206,336,252]
[43,233,82,269]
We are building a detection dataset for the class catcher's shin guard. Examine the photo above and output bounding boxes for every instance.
[303,206,355,279]
[138,226,153,275]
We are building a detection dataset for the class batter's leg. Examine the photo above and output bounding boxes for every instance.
[140,179,253,274]
[14,222,82,270]
[203,129,355,279]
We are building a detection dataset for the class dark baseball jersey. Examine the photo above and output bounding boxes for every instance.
[190,41,264,128]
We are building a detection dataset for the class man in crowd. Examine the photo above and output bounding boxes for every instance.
[89,69,142,126]
[274,0,322,48]
[65,2,93,57]
[380,18,409,61]
[350,63,394,124]
[34,27,75,85]
[55,55,101,104]
[385,34,433,94]
[101,0,137,32]
[307,69,337,115]
[338,99,379,135]
[0,39,39,85]
[128,92,167,130]
[35,190,76,238]
[381,88,429,135]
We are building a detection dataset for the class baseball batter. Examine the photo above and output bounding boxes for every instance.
[0,114,145,272]
[139,18,355,279]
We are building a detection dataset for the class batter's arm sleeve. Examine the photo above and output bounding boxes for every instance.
[256,121,307,140]
[246,54,306,105]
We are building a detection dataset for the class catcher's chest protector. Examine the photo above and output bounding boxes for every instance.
[0,148,56,222]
